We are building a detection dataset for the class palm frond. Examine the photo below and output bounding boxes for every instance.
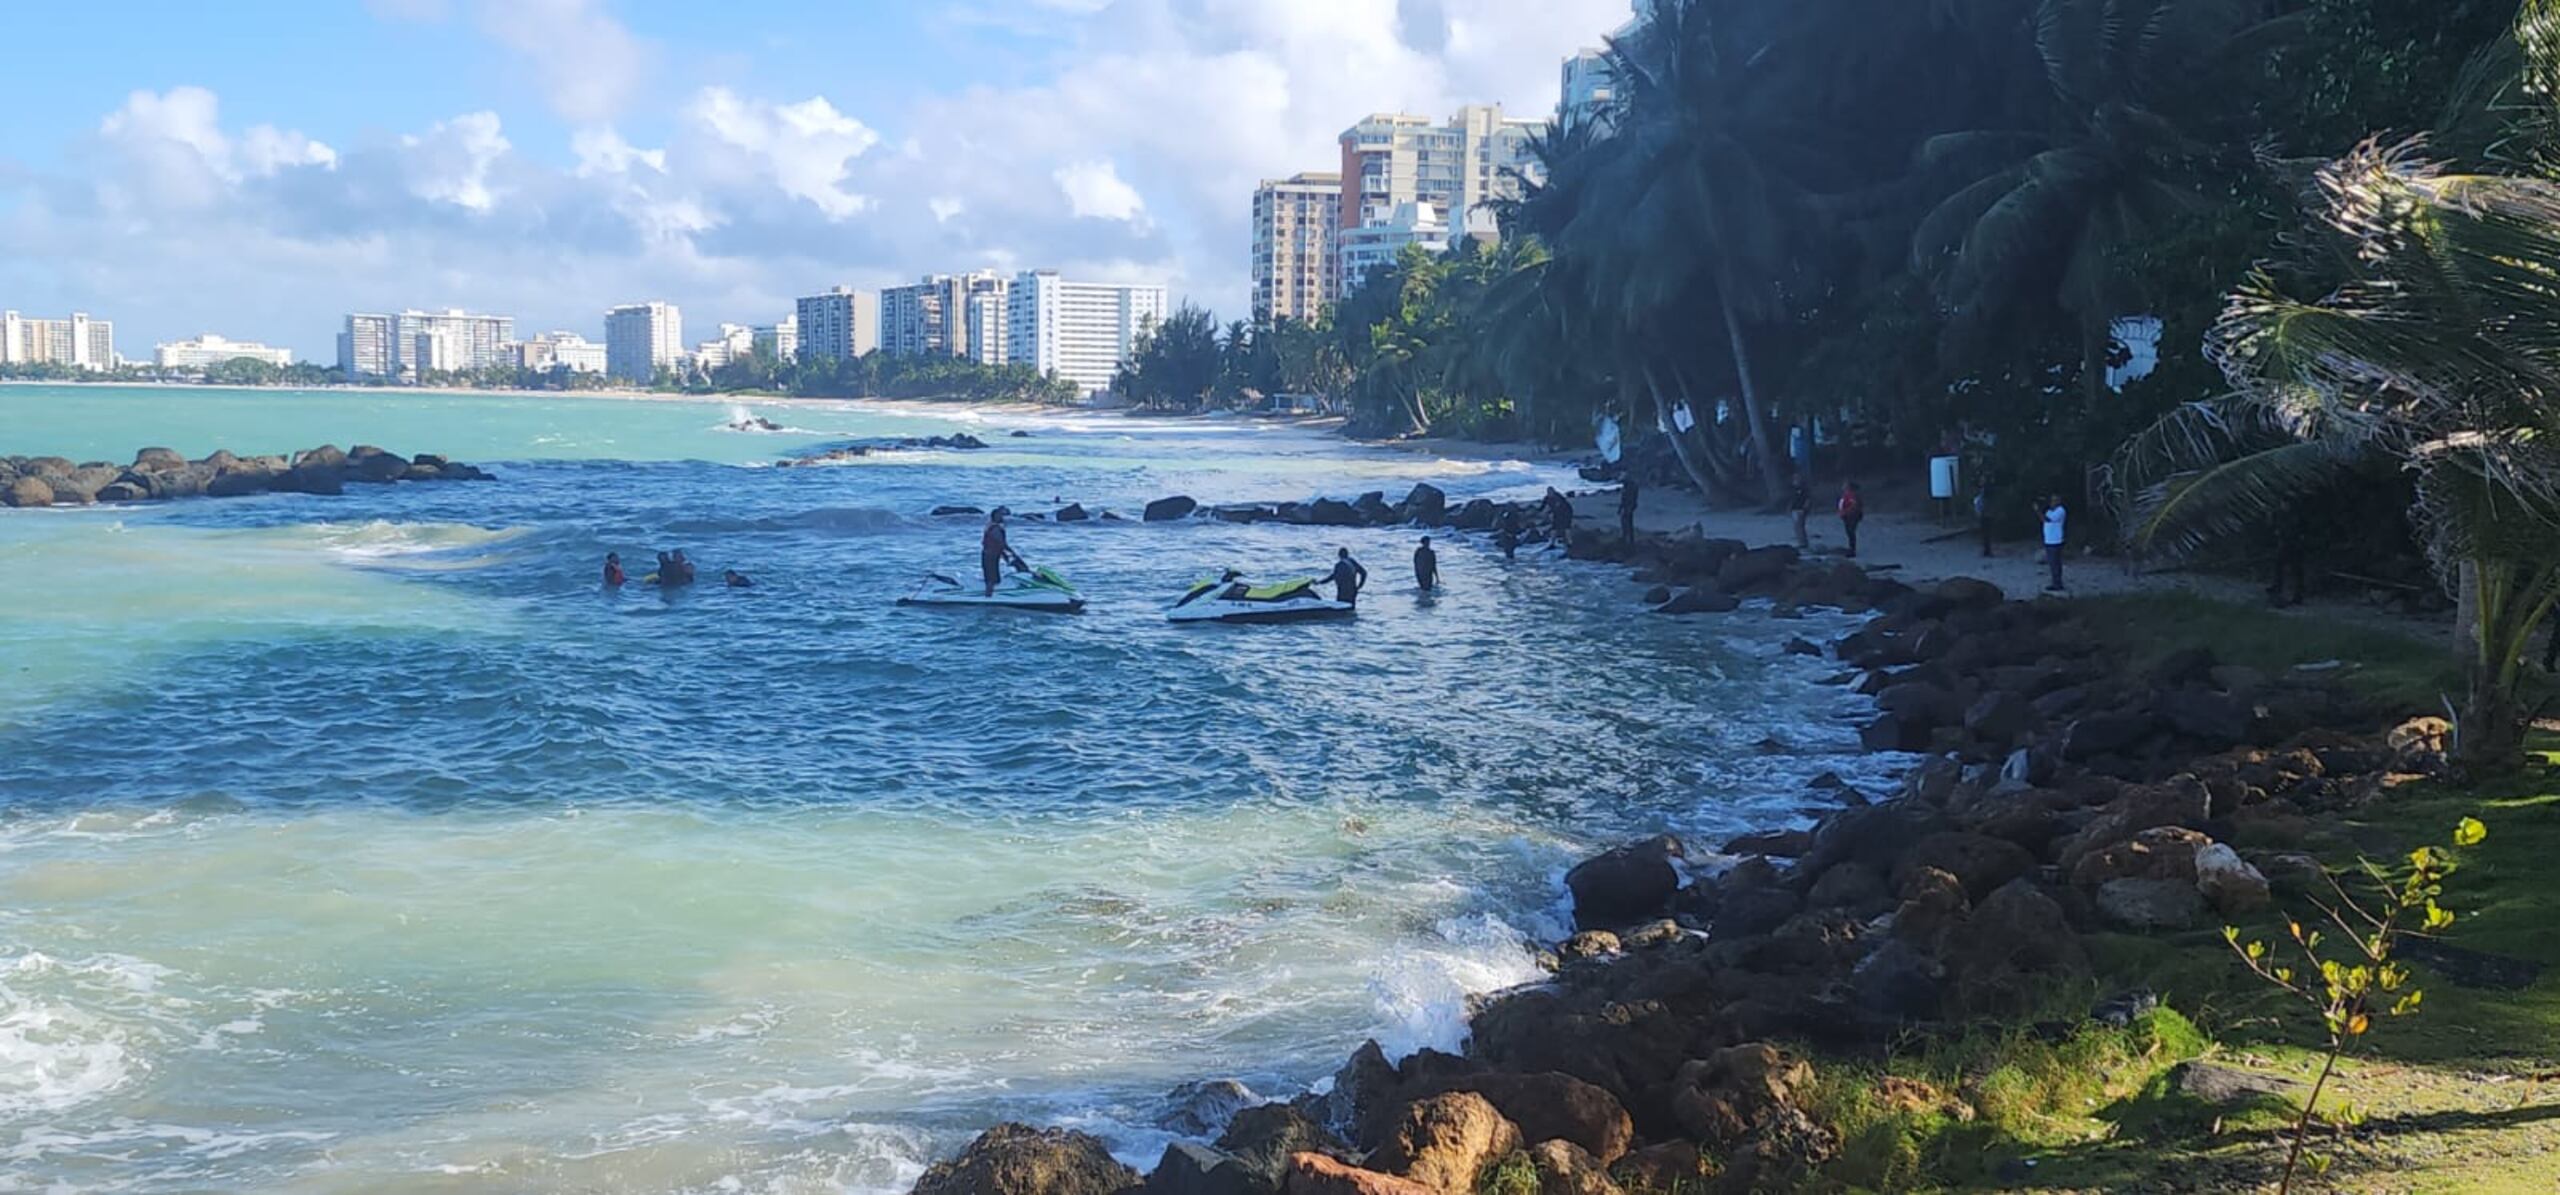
[2121,439,2358,560]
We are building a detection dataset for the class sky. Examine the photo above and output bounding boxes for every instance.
[0,0,1633,359]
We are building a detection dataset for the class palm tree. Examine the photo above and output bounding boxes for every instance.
[2112,138,2560,770]
[1913,0,2263,400]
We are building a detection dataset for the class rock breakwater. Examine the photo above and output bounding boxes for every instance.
[0,445,492,507]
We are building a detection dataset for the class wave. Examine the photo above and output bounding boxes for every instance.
[296,520,527,565]
[718,404,818,436]
[664,507,910,536]
[0,952,168,1119]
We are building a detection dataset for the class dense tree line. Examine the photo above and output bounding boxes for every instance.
[1113,304,1349,411]
[662,346,1081,404]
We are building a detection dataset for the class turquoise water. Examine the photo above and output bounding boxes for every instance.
[0,385,1887,1193]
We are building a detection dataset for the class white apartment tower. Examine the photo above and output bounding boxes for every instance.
[881,271,1006,359]
[1004,272,1167,395]
[965,286,1010,367]
[337,309,512,377]
[1336,105,1541,261]
[1,311,115,371]
[1252,171,1342,324]
[793,287,878,362]
[694,323,755,369]
[604,301,684,382]
[513,331,607,374]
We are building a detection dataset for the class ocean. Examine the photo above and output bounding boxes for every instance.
[0,384,1885,1193]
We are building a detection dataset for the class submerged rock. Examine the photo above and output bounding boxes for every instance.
[1146,495,1200,522]
[909,1123,1138,1195]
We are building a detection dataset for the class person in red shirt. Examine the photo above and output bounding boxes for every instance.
[981,508,1026,596]
[602,553,625,587]
[1837,481,1865,558]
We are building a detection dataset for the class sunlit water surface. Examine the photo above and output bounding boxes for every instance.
[0,385,1886,1193]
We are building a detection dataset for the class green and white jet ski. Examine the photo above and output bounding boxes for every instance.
[900,566,1086,613]
[1165,572,1355,624]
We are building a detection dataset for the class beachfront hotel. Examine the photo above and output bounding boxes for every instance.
[604,301,684,382]
[337,309,514,378]
[1337,201,1454,298]
[511,331,607,374]
[1003,271,1167,395]
[1,311,117,371]
[881,271,1008,360]
[1251,171,1341,325]
[793,287,876,363]
[154,334,293,370]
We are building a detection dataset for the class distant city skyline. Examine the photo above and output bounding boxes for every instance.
[0,0,1632,352]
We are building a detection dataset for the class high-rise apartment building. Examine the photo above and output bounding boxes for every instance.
[965,286,1010,367]
[881,271,1007,359]
[156,334,292,370]
[1558,1,1656,129]
[604,301,684,382]
[793,287,878,362]
[694,323,755,369]
[1336,105,1540,243]
[753,316,798,363]
[1003,271,1167,395]
[1338,202,1453,297]
[339,313,395,377]
[512,331,606,374]
[1,311,115,370]
[1251,171,1342,324]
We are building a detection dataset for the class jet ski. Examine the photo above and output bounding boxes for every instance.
[899,566,1086,613]
[1166,573,1355,624]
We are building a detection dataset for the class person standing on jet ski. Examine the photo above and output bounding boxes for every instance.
[981,508,1028,596]
[1328,547,1371,608]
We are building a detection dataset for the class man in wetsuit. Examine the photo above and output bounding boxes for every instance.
[1618,477,1640,543]
[1413,536,1439,591]
[981,508,1027,596]
[1543,488,1573,543]
[669,549,698,586]
[1496,508,1523,561]
[1329,547,1370,607]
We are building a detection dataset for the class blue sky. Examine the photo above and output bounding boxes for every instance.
[0,0,1630,358]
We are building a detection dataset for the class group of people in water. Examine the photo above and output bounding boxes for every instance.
[601,549,752,590]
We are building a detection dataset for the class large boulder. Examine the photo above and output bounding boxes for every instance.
[1451,498,1499,530]
[2069,826,2212,891]
[2157,689,2255,749]
[1306,498,1362,527]
[1717,545,1800,592]
[1145,495,1199,522]
[1892,832,2035,901]
[1445,1072,1634,1165]
[1056,503,1091,523]
[2193,843,2272,915]
[2064,709,2158,760]
[1400,483,1447,525]
[909,1123,1139,1195]
[93,480,150,503]
[1367,1092,1522,1193]
[2094,877,2207,931]
[1934,576,2005,610]
[1144,1143,1260,1195]
[1526,1140,1621,1195]
[1654,588,1739,616]
[132,446,187,472]
[1217,1104,1345,1186]
[1352,491,1397,525]
[1666,1043,1811,1147]
[1565,836,1683,929]
[1162,1079,1259,1137]
[1964,691,2035,746]
[1282,1154,1433,1195]
[2,476,53,508]
[292,444,348,472]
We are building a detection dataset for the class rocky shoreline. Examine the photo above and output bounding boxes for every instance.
[894,486,2443,1194]
[0,445,493,507]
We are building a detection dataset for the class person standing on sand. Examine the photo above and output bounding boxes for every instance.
[1413,536,1439,591]
[1837,481,1865,558]
[1974,481,1994,558]
[2042,496,2068,593]
[1618,477,1640,543]
[1790,474,1811,550]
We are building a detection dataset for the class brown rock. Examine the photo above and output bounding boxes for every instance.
[1217,1104,1345,1184]
[3,476,53,507]
[1668,1043,1808,1147]
[1283,1154,1435,1195]
[2069,826,2212,890]
[1720,828,1813,858]
[910,1123,1139,1195]
[1447,1073,1634,1166]
[1369,1092,1521,1192]
[1527,1139,1621,1195]
[1607,1141,1706,1191]
[1892,832,2035,901]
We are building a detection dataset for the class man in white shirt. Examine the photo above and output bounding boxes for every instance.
[2042,496,2068,593]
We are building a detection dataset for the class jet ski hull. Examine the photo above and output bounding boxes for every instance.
[899,592,1086,613]
[1165,600,1356,624]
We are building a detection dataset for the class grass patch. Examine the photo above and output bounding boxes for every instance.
[2072,591,2467,713]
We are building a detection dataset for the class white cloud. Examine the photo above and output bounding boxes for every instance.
[95,87,337,208]
[685,88,879,220]
[1053,160,1146,222]
[929,197,966,223]
[571,127,665,177]
[399,112,510,211]
[470,0,652,123]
